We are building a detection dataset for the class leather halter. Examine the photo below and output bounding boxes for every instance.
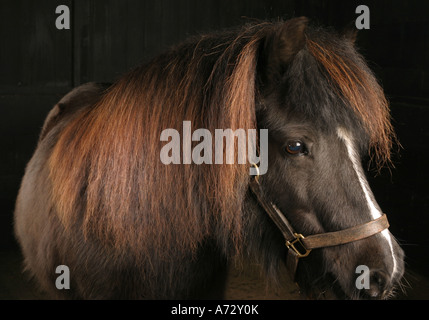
[249,164,390,280]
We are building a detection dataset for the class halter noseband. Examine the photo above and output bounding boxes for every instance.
[249,164,390,280]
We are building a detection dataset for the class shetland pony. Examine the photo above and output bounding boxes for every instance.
[15,17,404,299]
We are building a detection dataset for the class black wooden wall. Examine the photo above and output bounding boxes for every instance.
[1,0,429,277]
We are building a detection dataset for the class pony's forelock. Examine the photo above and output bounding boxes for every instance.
[305,37,395,169]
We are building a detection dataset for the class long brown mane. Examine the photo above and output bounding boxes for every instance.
[48,21,395,264]
[49,23,273,261]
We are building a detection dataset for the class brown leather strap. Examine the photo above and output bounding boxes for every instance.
[286,249,300,280]
[249,179,296,243]
[302,214,389,249]
[249,178,301,278]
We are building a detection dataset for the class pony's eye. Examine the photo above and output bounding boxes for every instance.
[285,141,307,156]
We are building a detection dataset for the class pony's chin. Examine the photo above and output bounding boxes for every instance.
[301,273,397,300]
[299,273,360,300]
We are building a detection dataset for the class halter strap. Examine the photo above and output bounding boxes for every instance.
[248,168,390,280]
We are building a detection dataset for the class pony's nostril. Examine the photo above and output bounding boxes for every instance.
[361,270,390,299]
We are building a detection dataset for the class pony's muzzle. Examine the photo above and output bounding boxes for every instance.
[355,237,405,299]
[360,269,391,299]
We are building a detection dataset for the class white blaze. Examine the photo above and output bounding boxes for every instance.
[337,128,398,277]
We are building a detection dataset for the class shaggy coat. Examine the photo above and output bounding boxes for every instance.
[14,18,403,299]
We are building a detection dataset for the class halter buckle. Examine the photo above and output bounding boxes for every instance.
[286,233,312,258]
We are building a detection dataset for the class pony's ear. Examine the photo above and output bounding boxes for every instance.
[341,21,358,44]
[259,17,308,87]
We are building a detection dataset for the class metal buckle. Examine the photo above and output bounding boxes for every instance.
[286,233,312,258]
[250,162,260,183]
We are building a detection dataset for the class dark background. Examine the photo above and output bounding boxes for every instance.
[1,0,428,290]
